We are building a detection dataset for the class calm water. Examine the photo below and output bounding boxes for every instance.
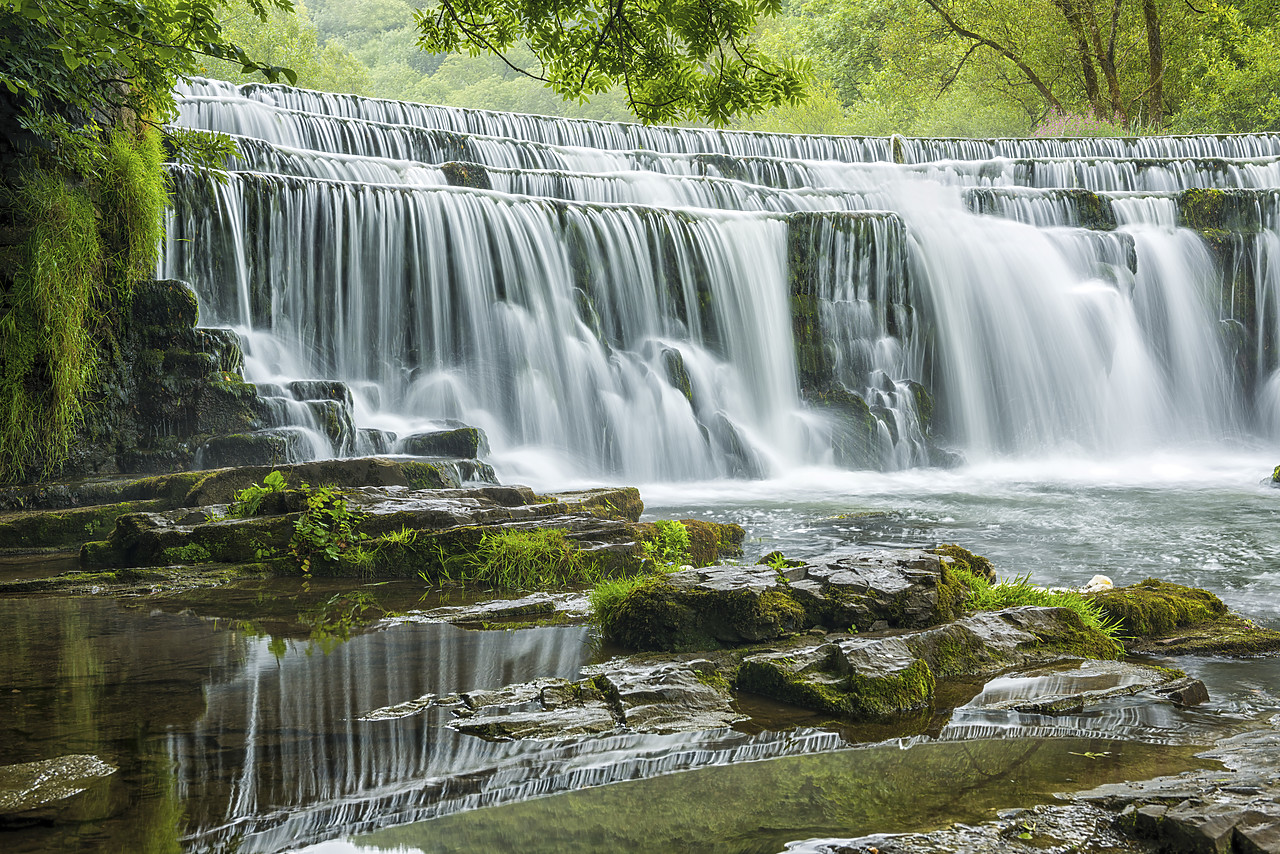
[2,453,1279,853]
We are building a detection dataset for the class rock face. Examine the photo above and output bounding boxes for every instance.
[603,549,967,651]
[60,279,268,478]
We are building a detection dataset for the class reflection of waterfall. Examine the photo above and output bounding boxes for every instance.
[168,622,858,853]
[165,78,1280,476]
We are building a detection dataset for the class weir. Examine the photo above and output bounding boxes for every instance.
[164,78,1280,478]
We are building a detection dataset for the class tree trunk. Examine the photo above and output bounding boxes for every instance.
[1142,0,1165,124]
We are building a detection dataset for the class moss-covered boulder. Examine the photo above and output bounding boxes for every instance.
[1089,579,1280,656]
[603,549,971,652]
[399,426,489,459]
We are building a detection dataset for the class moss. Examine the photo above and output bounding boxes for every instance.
[737,656,935,721]
[401,460,461,490]
[1178,187,1262,233]
[1027,606,1125,660]
[0,500,165,549]
[1089,579,1228,637]
[662,348,694,403]
[160,543,213,564]
[931,544,995,581]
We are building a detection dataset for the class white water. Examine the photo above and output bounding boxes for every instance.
[164,78,1280,479]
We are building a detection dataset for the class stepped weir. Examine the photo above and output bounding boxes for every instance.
[164,78,1280,479]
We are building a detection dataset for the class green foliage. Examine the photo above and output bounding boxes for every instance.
[414,0,808,124]
[0,170,100,479]
[1171,4,1280,133]
[298,590,384,643]
[465,527,604,588]
[161,543,213,564]
[642,520,691,568]
[228,470,287,516]
[1,0,298,162]
[202,0,372,94]
[289,485,363,573]
[98,127,167,296]
[588,574,652,637]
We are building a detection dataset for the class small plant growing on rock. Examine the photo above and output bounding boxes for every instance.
[289,485,364,574]
[642,520,691,568]
[467,528,601,588]
[229,470,287,517]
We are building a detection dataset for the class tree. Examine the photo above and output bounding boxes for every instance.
[413,0,810,125]
[1,0,297,157]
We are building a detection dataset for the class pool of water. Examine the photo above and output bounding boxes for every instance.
[2,451,1278,853]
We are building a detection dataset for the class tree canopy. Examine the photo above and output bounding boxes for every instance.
[1,0,298,160]
[413,0,809,125]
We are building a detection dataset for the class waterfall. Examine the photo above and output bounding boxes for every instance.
[164,77,1280,477]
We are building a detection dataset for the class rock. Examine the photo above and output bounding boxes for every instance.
[399,426,490,459]
[443,657,742,740]
[183,457,410,506]
[407,591,590,626]
[603,549,968,651]
[738,636,935,720]
[961,660,1190,715]
[286,379,353,407]
[736,607,1122,721]
[0,754,116,822]
[1153,676,1211,707]
[587,659,743,733]
[1091,579,1280,655]
[194,430,305,470]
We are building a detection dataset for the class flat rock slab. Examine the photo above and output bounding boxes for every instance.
[80,485,648,571]
[737,607,1131,721]
[606,549,965,651]
[403,592,591,626]
[0,754,117,818]
[963,660,1196,715]
[363,657,743,740]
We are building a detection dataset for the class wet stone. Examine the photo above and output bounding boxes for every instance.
[0,754,117,820]
[605,548,959,651]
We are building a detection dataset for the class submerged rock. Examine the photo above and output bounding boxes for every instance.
[0,754,117,822]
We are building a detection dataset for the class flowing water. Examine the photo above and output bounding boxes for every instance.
[6,81,1280,851]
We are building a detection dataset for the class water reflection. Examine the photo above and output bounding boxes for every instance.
[312,738,1211,854]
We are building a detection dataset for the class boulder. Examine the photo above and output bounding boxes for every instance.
[399,426,490,459]
[736,607,1124,721]
[603,549,967,651]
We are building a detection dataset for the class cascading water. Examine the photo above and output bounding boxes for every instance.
[164,77,1280,478]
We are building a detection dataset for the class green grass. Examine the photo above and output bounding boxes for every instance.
[952,566,1124,643]
[0,125,169,482]
[588,574,652,635]
[429,528,607,589]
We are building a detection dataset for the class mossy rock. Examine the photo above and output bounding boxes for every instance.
[737,640,936,721]
[0,500,164,549]
[608,580,811,652]
[1089,579,1228,637]
[931,544,996,583]
[401,460,463,490]
[400,427,489,459]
